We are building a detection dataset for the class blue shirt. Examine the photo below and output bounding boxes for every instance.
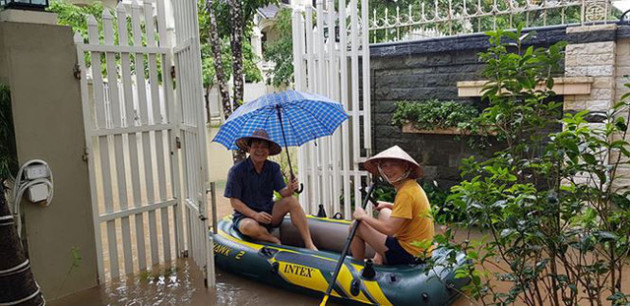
[224,158,287,218]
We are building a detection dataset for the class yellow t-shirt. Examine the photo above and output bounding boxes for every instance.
[390,179,434,257]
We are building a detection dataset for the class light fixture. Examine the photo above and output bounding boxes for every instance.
[0,0,49,11]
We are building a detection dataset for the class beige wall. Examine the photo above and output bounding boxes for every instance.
[0,21,98,299]
[562,25,630,188]
[564,25,617,112]
[613,37,630,188]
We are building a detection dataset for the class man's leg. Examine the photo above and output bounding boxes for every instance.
[238,218,281,244]
[271,196,318,250]
[351,220,388,263]
[372,208,392,264]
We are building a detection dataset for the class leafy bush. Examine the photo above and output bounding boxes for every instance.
[391,99,479,130]
[425,25,630,305]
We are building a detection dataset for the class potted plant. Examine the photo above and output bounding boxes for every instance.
[392,99,482,135]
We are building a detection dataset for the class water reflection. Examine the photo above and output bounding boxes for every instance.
[50,258,342,305]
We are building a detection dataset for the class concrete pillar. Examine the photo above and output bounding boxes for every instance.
[0,20,98,300]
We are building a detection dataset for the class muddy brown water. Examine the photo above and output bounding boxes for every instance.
[49,259,341,306]
[48,223,630,306]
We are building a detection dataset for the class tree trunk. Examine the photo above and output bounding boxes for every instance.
[0,184,44,306]
[229,0,246,162]
[205,84,212,123]
[205,0,231,118]
[230,0,244,109]
[206,0,245,163]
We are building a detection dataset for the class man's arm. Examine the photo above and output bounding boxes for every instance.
[278,176,298,198]
[230,198,272,224]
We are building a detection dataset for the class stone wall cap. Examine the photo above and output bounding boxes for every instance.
[0,9,58,25]
[457,77,594,88]
[567,24,617,34]
[457,77,594,97]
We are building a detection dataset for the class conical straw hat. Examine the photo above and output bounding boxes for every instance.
[235,129,282,156]
[364,145,423,179]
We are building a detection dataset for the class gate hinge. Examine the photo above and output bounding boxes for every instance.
[176,136,181,149]
[73,64,81,79]
[199,215,208,221]
[170,66,176,79]
[82,148,89,162]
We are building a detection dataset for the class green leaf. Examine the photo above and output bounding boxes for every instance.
[582,153,596,164]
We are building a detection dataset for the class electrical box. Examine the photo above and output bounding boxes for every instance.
[27,183,48,203]
[25,164,48,180]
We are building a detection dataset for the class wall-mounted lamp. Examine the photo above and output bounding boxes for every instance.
[0,0,49,11]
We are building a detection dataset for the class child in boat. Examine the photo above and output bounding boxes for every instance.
[224,129,318,250]
[350,145,434,265]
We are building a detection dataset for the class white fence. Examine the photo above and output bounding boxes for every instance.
[76,0,210,284]
[172,0,214,288]
[369,0,618,43]
[292,0,373,220]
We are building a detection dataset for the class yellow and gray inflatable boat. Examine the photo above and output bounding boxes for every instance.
[212,215,469,305]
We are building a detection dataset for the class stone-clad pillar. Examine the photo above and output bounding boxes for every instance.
[563,24,617,186]
[564,24,617,113]
[612,29,630,189]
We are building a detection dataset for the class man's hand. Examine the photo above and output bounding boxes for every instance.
[353,207,368,220]
[254,211,272,224]
[288,175,299,193]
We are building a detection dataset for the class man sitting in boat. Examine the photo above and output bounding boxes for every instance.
[350,145,434,265]
[224,129,318,250]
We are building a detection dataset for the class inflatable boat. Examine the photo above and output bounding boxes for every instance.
[212,215,469,305]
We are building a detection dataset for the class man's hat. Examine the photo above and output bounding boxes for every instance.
[364,145,424,179]
[235,129,282,156]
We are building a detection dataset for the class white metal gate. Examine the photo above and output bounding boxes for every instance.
[171,0,214,287]
[292,0,373,219]
[76,0,211,284]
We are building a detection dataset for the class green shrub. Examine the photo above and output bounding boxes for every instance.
[391,99,479,130]
[425,25,630,305]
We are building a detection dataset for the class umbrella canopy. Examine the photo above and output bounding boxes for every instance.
[213,90,348,150]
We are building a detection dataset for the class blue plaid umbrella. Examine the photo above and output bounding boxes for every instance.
[213,90,348,190]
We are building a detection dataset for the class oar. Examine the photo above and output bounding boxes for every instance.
[320,180,379,306]
[275,104,303,194]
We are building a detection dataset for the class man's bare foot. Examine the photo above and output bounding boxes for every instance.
[305,243,318,251]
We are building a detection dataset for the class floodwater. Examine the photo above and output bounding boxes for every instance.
[48,222,630,306]
[49,259,343,306]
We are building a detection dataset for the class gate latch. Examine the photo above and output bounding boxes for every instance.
[176,136,181,149]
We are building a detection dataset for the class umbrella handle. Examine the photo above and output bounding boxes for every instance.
[289,172,304,194]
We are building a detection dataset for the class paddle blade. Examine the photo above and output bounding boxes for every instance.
[319,295,329,306]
